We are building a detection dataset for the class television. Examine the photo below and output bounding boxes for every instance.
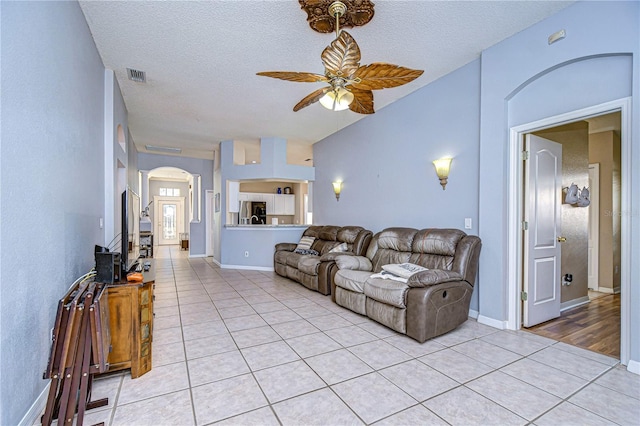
[121,188,141,274]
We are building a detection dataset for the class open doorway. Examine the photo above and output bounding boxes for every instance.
[519,111,622,359]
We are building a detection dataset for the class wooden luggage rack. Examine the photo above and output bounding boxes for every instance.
[42,278,111,426]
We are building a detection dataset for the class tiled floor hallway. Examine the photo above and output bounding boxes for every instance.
[54,246,639,425]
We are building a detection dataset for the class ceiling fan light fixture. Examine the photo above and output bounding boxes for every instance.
[320,87,354,111]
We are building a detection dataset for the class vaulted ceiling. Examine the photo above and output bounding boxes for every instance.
[79,1,574,160]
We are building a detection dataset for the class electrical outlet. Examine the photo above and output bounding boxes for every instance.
[51,327,55,341]
[244,251,249,258]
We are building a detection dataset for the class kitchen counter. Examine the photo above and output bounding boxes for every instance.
[225,224,308,229]
[221,224,308,269]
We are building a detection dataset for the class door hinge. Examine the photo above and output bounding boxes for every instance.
[522,221,529,231]
[522,150,529,160]
[521,291,528,301]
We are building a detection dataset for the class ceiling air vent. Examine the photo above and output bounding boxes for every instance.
[127,68,146,83]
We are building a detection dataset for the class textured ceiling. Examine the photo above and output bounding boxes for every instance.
[79,0,574,160]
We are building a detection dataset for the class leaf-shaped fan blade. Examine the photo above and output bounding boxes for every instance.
[321,31,361,78]
[293,87,330,112]
[351,63,424,90]
[256,71,328,83]
[348,87,374,114]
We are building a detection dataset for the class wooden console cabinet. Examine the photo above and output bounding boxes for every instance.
[106,280,153,378]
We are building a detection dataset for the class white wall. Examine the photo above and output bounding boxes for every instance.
[0,2,107,424]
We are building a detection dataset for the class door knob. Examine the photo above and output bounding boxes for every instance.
[557,236,567,242]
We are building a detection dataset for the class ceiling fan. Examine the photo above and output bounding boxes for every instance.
[257,1,423,114]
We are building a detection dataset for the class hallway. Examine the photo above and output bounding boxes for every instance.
[526,293,620,358]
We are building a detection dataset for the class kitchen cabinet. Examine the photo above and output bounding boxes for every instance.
[271,194,295,215]
[238,192,295,215]
[283,194,295,215]
[266,194,275,214]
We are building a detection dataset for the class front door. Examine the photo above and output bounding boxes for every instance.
[155,198,184,245]
[523,134,563,327]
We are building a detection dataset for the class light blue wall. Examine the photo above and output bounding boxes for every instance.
[222,138,315,182]
[219,138,315,268]
[137,153,214,256]
[477,0,639,364]
[313,59,482,310]
[313,1,640,367]
[0,2,106,424]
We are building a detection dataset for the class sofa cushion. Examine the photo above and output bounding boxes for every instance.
[335,269,371,293]
[312,239,340,255]
[364,277,410,309]
[337,226,364,244]
[298,256,321,276]
[285,252,303,268]
[318,225,340,241]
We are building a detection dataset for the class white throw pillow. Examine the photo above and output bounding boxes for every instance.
[329,242,348,253]
[296,236,315,251]
[382,263,428,279]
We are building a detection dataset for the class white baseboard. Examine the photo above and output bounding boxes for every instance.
[560,296,590,312]
[19,383,49,426]
[627,359,640,375]
[221,264,274,272]
[477,314,507,330]
[211,257,221,267]
[468,309,479,319]
[188,254,207,258]
[594,287,621,294]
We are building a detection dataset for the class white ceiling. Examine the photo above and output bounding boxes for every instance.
[79,0,574,160]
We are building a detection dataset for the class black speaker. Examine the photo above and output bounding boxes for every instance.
[95,252,121,283]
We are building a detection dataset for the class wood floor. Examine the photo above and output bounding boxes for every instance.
[525,293,620,358]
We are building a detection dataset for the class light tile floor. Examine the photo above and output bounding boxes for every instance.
[44,246,639,425]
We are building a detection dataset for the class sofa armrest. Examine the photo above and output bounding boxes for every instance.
[335,255,372,271]
[320,251,355,262]
[407,269,464,288]
[275,242,297,252]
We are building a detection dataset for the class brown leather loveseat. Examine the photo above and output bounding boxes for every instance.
[331,228,481,342]
[274,225,373,295]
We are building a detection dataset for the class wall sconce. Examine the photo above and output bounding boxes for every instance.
[332,181,343,201]
[432,158,453,190]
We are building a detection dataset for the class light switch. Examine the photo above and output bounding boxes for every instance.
[464,218,472,229]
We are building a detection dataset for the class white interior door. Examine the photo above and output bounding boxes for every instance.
[155,197,184,245]
[523,134,562,327]
[588,163,600,291]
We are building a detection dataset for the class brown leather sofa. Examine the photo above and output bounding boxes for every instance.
[274,225,373,295]
[331,228,481,342]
